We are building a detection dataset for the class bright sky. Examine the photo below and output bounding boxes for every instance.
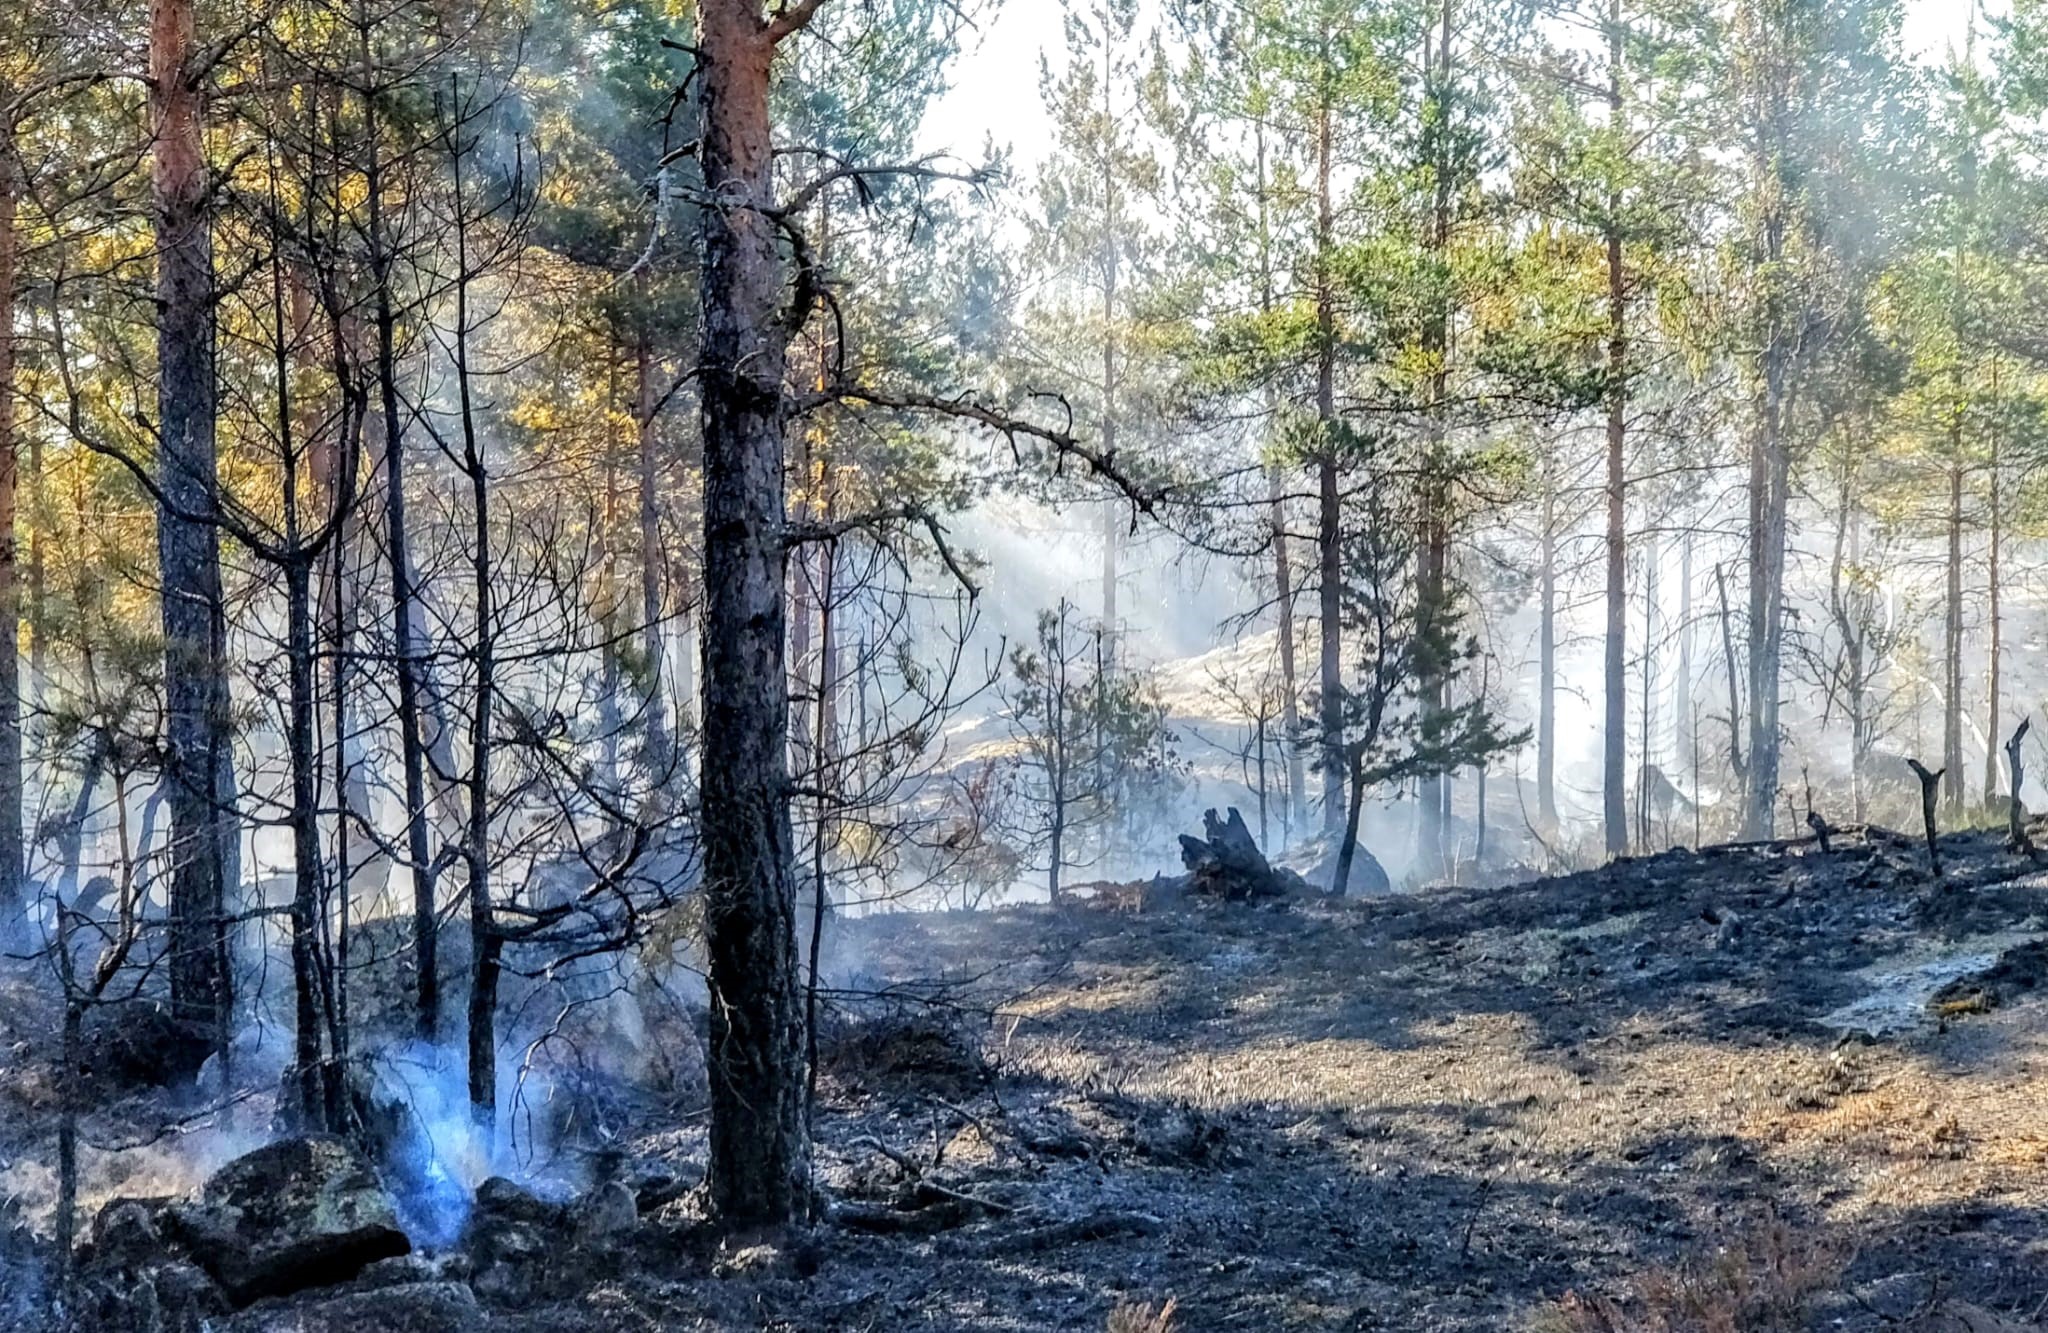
[920,0,2011,178]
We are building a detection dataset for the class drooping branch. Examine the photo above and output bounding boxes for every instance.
[792,386,1164,519]
[787,504,981,597]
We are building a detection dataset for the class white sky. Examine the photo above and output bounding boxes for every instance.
[920,0,2009,177]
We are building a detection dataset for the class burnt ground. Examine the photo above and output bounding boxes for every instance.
[14,824,2048,1329]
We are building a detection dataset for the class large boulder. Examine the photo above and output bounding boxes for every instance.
[1278,831,1391,897]
[165,1136,410,1305]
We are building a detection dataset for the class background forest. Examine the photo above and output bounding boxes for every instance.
[10,0,2048,1314]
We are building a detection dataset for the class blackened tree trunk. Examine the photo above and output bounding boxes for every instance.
[1985,410,2003,805]
[1252,120,1305,837]
[1601,1,1628,858]
[1271,468,1305,835]
[1943,459,1964,812]
[455,212,498,1132]
[152,0,234,1054]
[635,309,671,776]
[358,35,442,1039]
[1314,92,1344,835]
[695,0,817,1231]
[1537,449,1557,833]
[0,126,21,931]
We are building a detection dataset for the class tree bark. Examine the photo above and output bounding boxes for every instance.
[2005,719,2030,854]
[152,0,235,1055]
[1943,460,1964,811]
[1985,407,2002,804]
[1537,450,1557,832]
[1253,122,1306,838]
[1314,89,1343,835]
[636,307,671,776]
[358,28,442,1040]
[1744,81,1791,839]
[1415,0,1454,877]
[696,0,810,1231]
[1602,0,1628,857]
[0,126,21,932]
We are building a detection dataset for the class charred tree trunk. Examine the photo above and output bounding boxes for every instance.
[359,36,442,1041]
[1602,4,1628,858]
[152,0,234,1056]
[284,559,335,1128]
[0,127,21,932]
[455,211,498,1133]
[1908,758,1944,881]
[695,0,811,1231]
[1716,560,1745,791]
[1253,121,1305,839]
[1537,451,1557,832]
[1415,0,1454,879]
[1943,460,1964,813]
[2006,719,2030,855]
[1271,470,1305,837]
[1986,416,2002,805]
[1745,149,1790,840]
[1314,91,1343,835]
[636,308,671,776]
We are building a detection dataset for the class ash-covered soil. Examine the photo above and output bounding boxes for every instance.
[17,824,2048,1330]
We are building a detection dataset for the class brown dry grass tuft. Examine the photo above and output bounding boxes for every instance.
[1106,1296,1178,1333]
[1535,1216,1849,1333]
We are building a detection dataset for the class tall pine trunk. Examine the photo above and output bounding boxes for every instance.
[0,127,21,931]
[1601,1,1628,857]
[1252,121,1305,837]
[1415,0,1454,878]
[635,311,671,776]
[1985,409,2002,805]
[696,0,809,1230]
[358,26,442,1039]
[152,0,235,1054]
[1314,89,1344,835]
[1537,453,1557,833]
[1944,459,1964,811]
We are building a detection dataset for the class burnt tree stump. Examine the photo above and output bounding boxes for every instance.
[2006,719,2033,855]
[1179,808,1301,901]
[1906,758,1946,881]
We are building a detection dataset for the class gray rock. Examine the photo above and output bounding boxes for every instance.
[166,1135,410,1305]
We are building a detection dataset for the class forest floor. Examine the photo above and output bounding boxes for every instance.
[15,822,2048,1330]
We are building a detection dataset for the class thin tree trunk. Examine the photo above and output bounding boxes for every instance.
[152,0,235,1056]
[1314,88,1343,834]
[0,128,21,931]
[1602,0,1628,858]
[1099,20,1119,662]
[1985,416,2002,806]
[636,307,671,776]
[1253,123,1306,838]
[1416,0,1454,876]
[1716,561,1745,788]
[454,199,498,1133]
[696,0,810,1231]
[285,561,331,1127]
[803,531,835,1127]
[1537,451,1557,831]
[359,23,442,1040]
[1944,460,1964,811]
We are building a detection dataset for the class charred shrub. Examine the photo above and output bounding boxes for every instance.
[815,1002,989,1100]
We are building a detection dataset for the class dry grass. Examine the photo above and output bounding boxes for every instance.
[1535,1216,1849,1333]
[1106,1297,1177,1333]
